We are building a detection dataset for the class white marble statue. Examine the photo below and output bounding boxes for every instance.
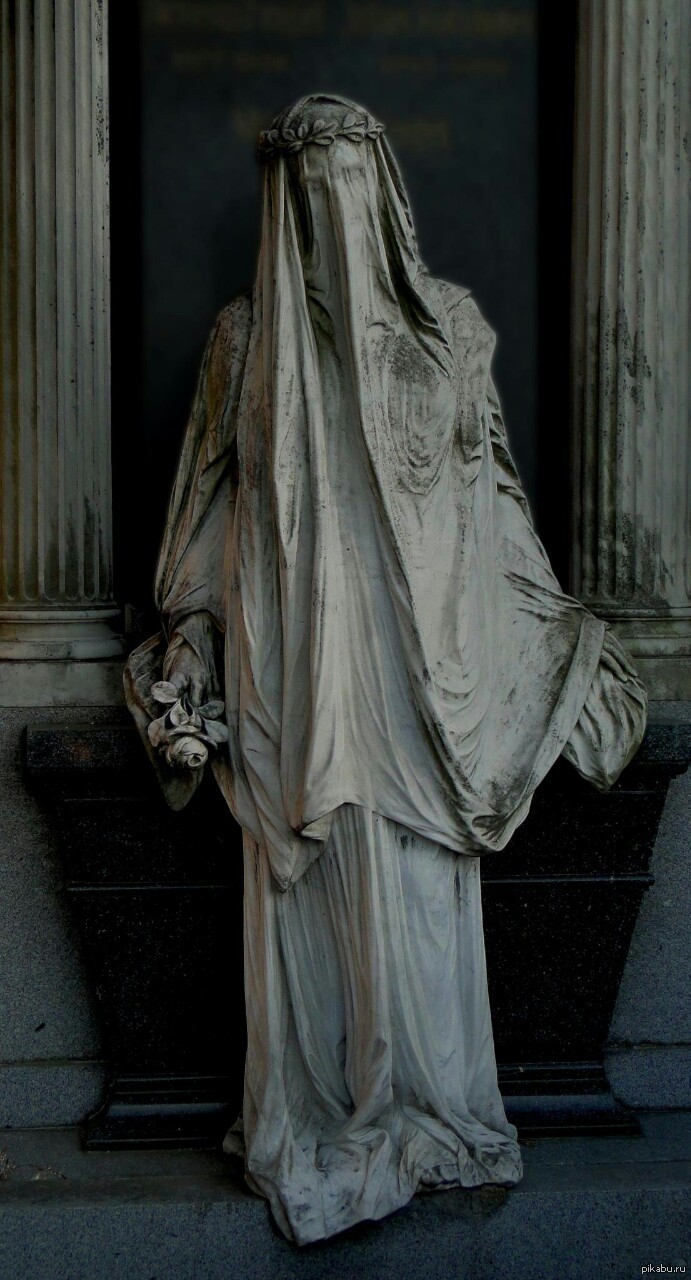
[125,94,647,1245]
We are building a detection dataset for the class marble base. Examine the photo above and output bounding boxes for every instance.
[0,609,124,662]
[0,660,126,707]
[608,617,691,701]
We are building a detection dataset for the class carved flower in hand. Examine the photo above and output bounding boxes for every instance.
[164,736,208,770]
[147,681,228,771]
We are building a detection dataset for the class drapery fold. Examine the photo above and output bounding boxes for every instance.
[143,96,646,891]
[124,93,648,1245]
[228,804,523,1245]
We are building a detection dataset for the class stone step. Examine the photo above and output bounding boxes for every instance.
[0,1115,689,1280]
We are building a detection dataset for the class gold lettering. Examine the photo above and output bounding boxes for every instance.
[345,5,534,40]
[379,54,509,79]
[146,0,325,38]
[387,116,452,152]
[379,54,437,75]
[170,48,290,73]
[418,9,534,38]
[344,5,413,37]
[449,56,509,77]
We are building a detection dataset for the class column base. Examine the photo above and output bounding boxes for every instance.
[0,607,124,661]
[0,607,126,706]
[0,658,126,706]
[604,613,691,701]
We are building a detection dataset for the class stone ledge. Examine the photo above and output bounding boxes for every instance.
[0,1119,688,1280]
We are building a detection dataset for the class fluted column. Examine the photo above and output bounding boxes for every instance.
[0,0,122,672]
[571,0,690,698]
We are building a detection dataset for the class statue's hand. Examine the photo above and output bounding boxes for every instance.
[147,637,229,771]
[161,638,209,707]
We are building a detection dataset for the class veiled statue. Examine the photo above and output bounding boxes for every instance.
[126,94,647,1245]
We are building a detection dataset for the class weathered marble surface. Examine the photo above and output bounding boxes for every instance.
[571,0,690,698]
[0,0,121,666]
[127,95,646,1244]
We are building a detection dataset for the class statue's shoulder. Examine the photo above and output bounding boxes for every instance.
[434,278,496,352]
[207,292,252,389]
[199,293,252,412]
[435,278,472,310]
[215,291,252,345]
[435,278,492,328]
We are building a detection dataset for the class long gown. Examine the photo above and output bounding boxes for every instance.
[219,632,644,1244]
[127,287,645,1242]
[126,96,647,1245]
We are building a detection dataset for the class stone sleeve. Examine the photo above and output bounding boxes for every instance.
[155,295,251,636]
[562,627,648,791]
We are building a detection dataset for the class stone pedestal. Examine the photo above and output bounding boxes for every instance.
[0,0,123,703]
[571,0,690,699]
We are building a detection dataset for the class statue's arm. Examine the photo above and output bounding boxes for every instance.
[150,295,251,709]
[480,319,647,786]
[485,376,534,523]
[444,286,537,527]
[123,296,250,797]
[155,294,251,646]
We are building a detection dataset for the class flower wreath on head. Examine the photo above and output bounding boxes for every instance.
[258,110,385,159]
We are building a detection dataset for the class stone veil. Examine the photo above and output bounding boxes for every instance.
[126,94,647,1244]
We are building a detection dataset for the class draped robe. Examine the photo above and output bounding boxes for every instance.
[150,141,645,891]
[126,105,646,1243]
